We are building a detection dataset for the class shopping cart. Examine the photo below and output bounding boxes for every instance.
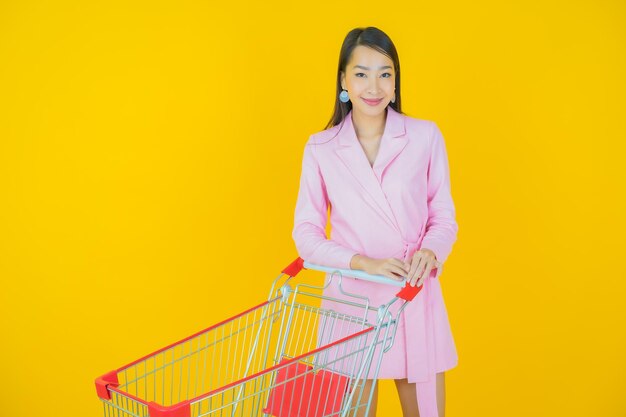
[95,257,421,417]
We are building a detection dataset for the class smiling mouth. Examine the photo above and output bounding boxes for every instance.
[362,97,383,105]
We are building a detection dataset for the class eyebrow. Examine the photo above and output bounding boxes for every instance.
[352,65,393,70]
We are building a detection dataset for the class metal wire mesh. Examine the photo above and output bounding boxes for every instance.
[98,279,397,417]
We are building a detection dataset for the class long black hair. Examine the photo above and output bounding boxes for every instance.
[324,26,404,130]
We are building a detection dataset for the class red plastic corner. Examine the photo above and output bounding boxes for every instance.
[148,401,191,417]
[282,257,304,277]
[95,370,119,400]
[396,283,423,301]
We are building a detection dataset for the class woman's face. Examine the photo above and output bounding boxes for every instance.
[341,45,396,117]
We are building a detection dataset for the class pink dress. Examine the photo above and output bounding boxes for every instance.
[291,106,459,417]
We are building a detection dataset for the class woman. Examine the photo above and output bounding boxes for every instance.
[292,27,458,417]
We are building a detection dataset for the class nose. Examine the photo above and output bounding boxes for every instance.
[368,78,381,94]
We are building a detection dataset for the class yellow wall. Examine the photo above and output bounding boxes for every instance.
[1,1,625,416]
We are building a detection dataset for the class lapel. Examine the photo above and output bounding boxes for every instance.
[334,106,407,231]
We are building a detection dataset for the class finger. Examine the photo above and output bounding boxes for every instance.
[412,259,427,287]
[385,272,403,281]
[417,265,432,287]
[388,265,406,280]
[407,256,422,286]
[380,265,400,280]
[417,260,435,287]
[408,257,418,286]
[408,255,420,275]
[390,258,409,274]
[409,254,424,286]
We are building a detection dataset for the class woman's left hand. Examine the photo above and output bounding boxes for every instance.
[407,248,442,287]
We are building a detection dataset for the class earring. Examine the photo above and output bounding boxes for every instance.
[391,94,396,103]
[339,89,350,103]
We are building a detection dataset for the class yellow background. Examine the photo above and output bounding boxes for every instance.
[1,1,625,416]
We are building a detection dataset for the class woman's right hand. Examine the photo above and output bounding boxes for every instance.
[350,255,409,282]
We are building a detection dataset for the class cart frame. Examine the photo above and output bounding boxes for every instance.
[95,257,421,417]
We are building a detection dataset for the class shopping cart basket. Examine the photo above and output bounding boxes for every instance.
[95,257,421,417]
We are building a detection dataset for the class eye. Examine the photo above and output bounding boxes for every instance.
[355,72,392,78]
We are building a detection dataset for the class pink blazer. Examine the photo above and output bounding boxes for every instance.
[291,105,459,417]
[292,105,458,275]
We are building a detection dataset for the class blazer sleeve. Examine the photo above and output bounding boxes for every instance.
[419,122,459,265]
[292,139,359,270]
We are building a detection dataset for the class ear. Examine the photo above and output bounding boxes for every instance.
[340,72,345,90]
